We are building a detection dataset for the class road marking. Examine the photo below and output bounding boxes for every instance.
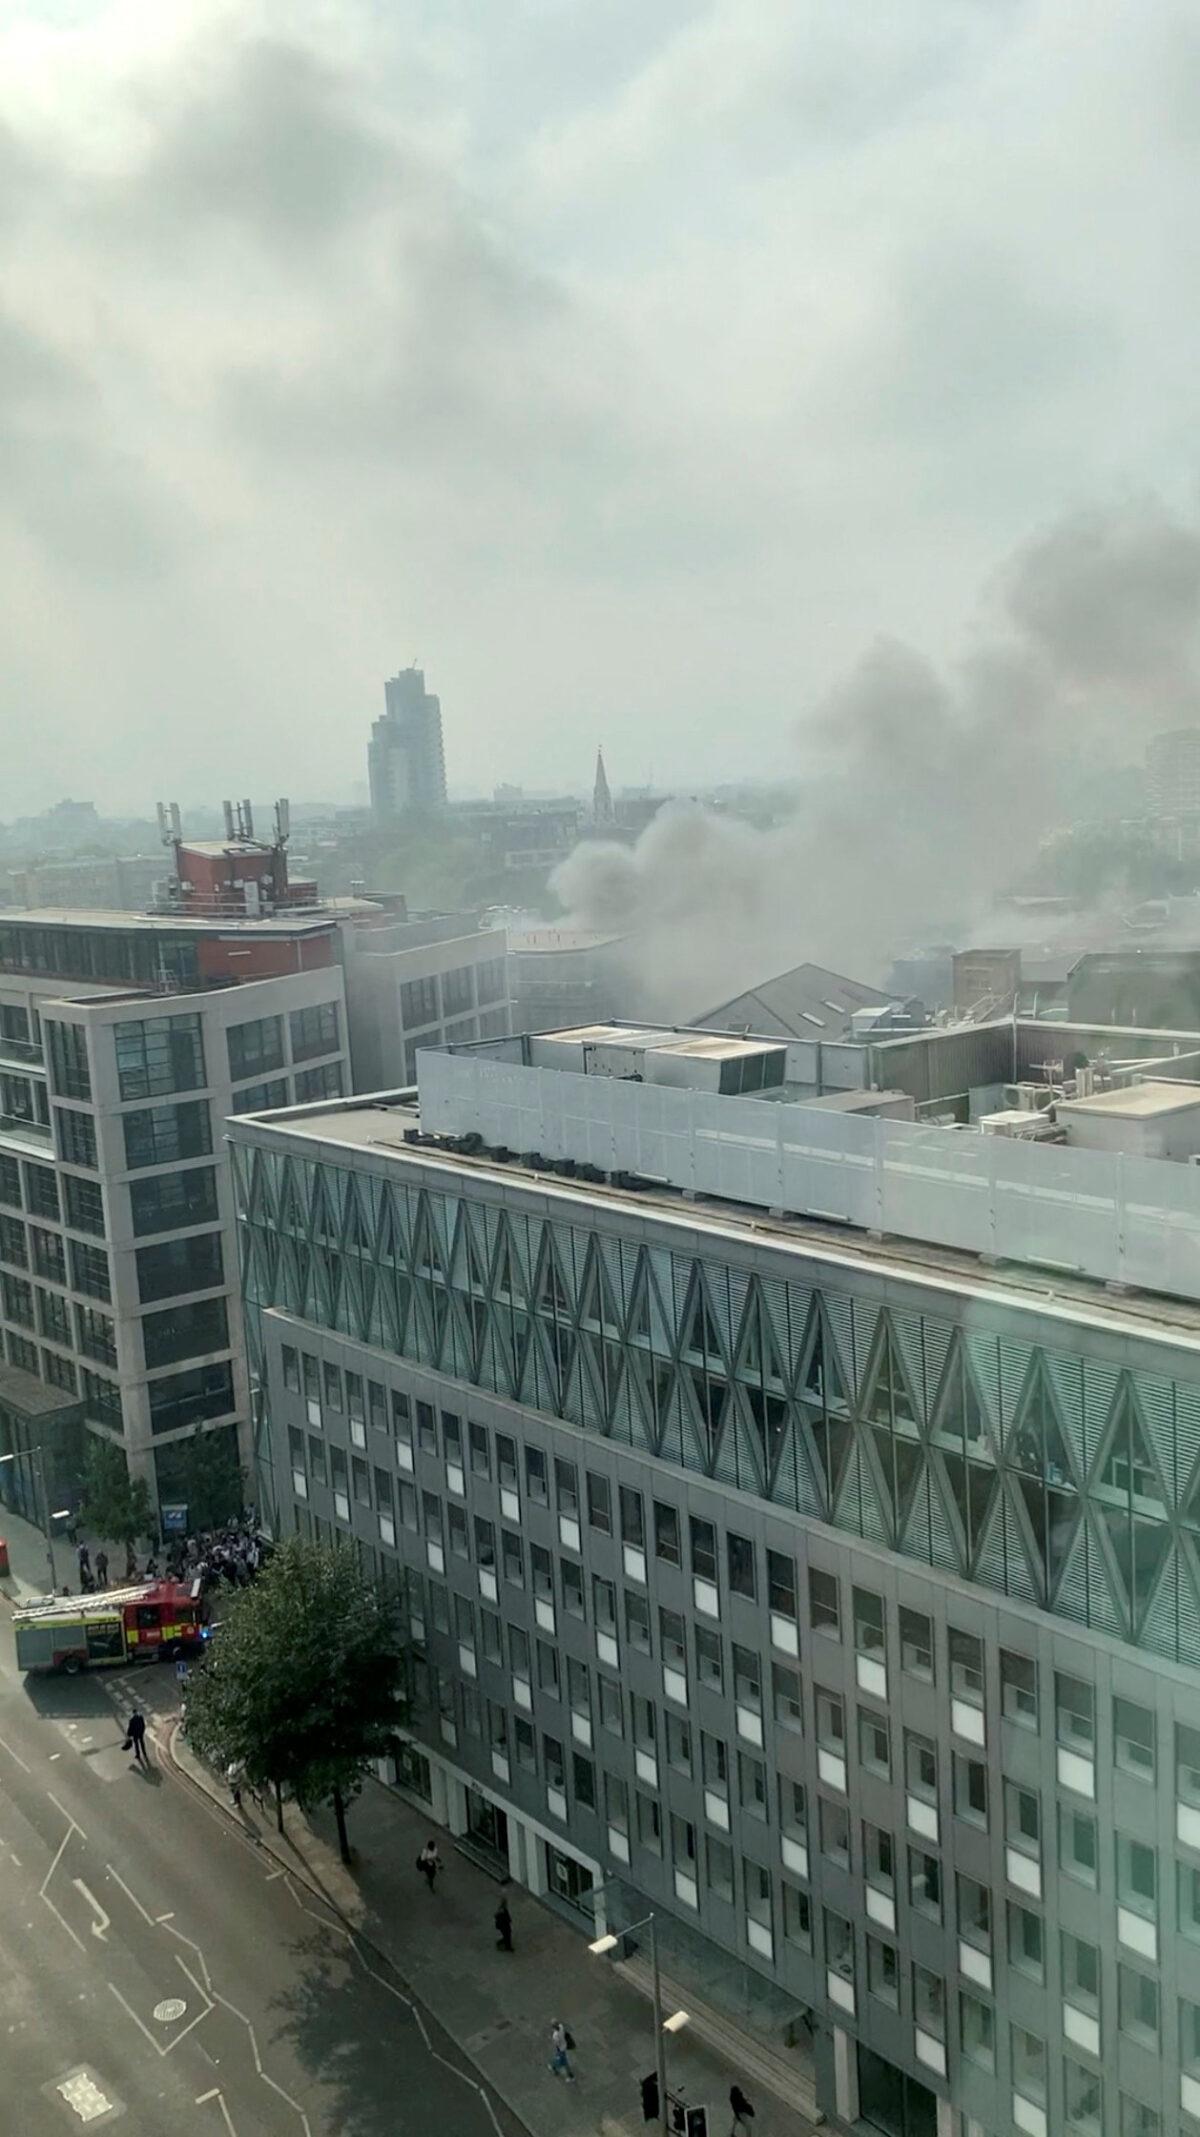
[195,2091,220,2106]
[155,1911,175,1923]
[105,1863,154,1923]
[154,1998,187,2023]
[72,1878,110,1943]
[108,1981,158,2053]
[10,1852,21,1867]
[47,1791,85,1839]
[39,1810,84,1954]
[0,1735,30,1773]
[57,2069,114,2123]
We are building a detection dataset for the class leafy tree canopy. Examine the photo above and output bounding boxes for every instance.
[80,1438,154,1551]
[183,1538,408,1860]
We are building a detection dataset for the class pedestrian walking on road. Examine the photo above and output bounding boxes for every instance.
[126,1709,150,1769]
[416,1839,443,1891]
[494,1898,513,1951]
[77,1542,90,1580]
[547,2020,575,2083]
[95,1549,108,1589]
[730,2082,755,2133]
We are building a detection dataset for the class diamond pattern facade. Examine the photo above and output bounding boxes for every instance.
[235,1143,1200,1664]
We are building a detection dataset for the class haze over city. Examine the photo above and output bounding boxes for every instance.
[2,0,1197,820]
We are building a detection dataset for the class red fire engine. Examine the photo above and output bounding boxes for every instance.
[12,1579,209,1673]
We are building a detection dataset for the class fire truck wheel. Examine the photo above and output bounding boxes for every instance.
[61,1654,82,1676]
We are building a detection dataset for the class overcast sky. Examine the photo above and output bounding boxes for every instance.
[0,0,1195,815]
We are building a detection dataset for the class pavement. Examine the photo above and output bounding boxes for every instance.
[1,1494,820,2136]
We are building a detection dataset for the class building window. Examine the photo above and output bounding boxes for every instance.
[31,1227,65,1285]
[913,1964,944,2041]
[1008,1900,1043,1980]
[859,1708,890,1778]
[908,1845,941,1920]
[0,1214,26,1266]
[766,1549,796,1624]
[626,1590,651,1652]
[1056,1671,1095,1758]
[0,1153,21,1207]
[1060,1803,1098,1886]
[1000,1647,1038,1727]
[148,1360,234,1434]
[38,1288,71,1346]
[960,1992,995,2071]
[46,1020,91,1101]
[953,1754,988,1827]
[899,1604,933,1679]
[123,1099,212,1170]
[706,1834,733,1902]
[1116,1831,1156,1921]
[905,1730,937,1803]
[958,1872,990,1951]
[42,1349,76,1394]
[230,1078,289,1115]
[654,1499,681,1565]
[820,1798,850,1868]
[24,1164,59,1220]
[1118,1964,1158,2048]
[75,1302,117,1366]
[783,1883,811,1950]
[115,1013,205,1101]
[738,1752,767,1820]
[1011,2026,1046,2107]
[1119,2099,1160,2137]
[2,1272,33,1327]
[727,1531,756,1598]
[142,1296,228,1371]
[294,1061,343,1103]
[809,1567,840,1638]
[227,1016,284,1082]
[587,1471,612,1534]
[867,1937,898,2007]
[55,1108,97,1168]
[128,1166,218,1237]
[399,977,439,1029]
[289,1002,340,1062]
[695,1624,722,1692]
[1006,1780,1040,1856]
[773,1662,803,1733]
[136,1232,223,1303]
[80,1369,122,1432]
[949,1625,984,1707]
[1062,1931,1100,2019]
[61,1175,103,1237]
[1114,1696,1155,1781]
[1065,2061,1102,2137]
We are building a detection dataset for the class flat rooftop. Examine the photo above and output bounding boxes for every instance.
[0,904,340,938]
[234,1092,1200,1355]
[1058,1080,1200,1118]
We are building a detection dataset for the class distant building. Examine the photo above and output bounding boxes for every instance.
[1147,727,1200,815]
[7,854,166,914]
[592,747,614,827]
[341,912,511,1089]
[368,668,447,819]
[693,962,897,1044]
[507,927,632,1030]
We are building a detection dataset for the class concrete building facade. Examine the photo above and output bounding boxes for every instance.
[0,911,350,1519]
[341,914,511,1091]
[232,1046,1200,2137]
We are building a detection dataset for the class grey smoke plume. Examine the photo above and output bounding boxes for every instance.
[551,498,1200,1018]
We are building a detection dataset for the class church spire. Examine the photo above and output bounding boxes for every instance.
[592,746,614,825]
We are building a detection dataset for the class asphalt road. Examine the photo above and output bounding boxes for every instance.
[0,1607,523,2136]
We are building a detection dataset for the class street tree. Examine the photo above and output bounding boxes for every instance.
[183,1537,408,1860]
[80,1439,154,1555]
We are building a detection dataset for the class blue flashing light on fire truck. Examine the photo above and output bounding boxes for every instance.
[12,1579,210,1675]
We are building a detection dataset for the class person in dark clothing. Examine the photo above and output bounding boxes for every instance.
[126,1709,150,1769]
[730,2084,755,2134]
[94,1549,108,1589]
[494,1898,513,1951]
[77,1543,90,1579]
[416,1839,442,1891]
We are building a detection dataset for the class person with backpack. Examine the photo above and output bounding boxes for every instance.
[547,2019,575,2082]
[125,1709,150,1769]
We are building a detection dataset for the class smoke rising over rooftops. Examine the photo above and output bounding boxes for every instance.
[551,498,1200,1017]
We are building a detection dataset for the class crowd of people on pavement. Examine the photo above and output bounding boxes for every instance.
[66,1514,267,1597]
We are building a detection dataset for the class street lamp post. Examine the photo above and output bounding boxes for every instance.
[590,1910,687,2134]
[0,1444,68,1597]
